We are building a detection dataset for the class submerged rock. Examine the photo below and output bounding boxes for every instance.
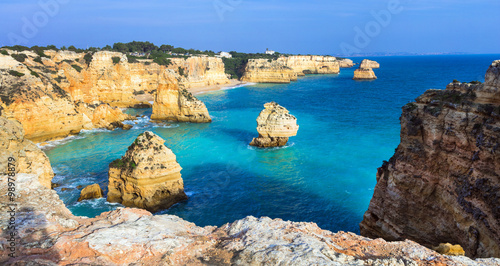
[107,131,187,212]
[78,183,104,201]
[250,102,298,148]
[360,60,500,258]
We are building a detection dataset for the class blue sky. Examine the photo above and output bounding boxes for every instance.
[0,0,498,55]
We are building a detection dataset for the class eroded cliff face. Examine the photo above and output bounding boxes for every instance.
[250,102,299,147]
[353,67,377,80]
[107,131,187,212]
[0,118,53,189]
[360,59,380,69]
[360,60,500,258]
[338,58,355,68]
[277,55,340,76]
[0,49,217,141]
[1,117,500,265]
[169,56,230,88]
[240,59,298,83]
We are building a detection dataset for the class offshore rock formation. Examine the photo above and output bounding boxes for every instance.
[77,184,104,202]
[338,58,355,68]
[360,60,500,258]
[241,59,297,83]
[151,69,211,122]
[169,56,230,89]
[360,59,380,69]
[0,49,218,141]
[250,102,299,147]
[353,67,377,80]
[277,55,340,76]
[1,123,500,265]
[0,117,53,189]
[107,131,188,212]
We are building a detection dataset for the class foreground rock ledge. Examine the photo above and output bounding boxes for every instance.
[360,60,500,258]
[2,174,500,265]
[250,102,299,148]
[107,131,188,212]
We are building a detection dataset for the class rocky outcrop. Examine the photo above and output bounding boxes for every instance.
[434,243,466,256]
[169,56,230,88]
[150,69,211,122]
[77,184,104,201]
[360,59,380,69]
[360,60,500,258]
[0,48,218,142]
[0,118,53,189]
[1,123,500,265]
[250,102,298,147]
[353,67,377,80]
[3,174,500,265]
[240,59,298,83]
[338,58,355,68]
[277,55,340,76]
[107,131,188,212]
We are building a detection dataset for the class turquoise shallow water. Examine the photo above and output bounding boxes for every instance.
[43,54,500,233]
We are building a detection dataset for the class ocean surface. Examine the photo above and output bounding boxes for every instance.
[43,54,500,234]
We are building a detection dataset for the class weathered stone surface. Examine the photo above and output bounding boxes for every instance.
[353,67,377,80]
[241,59,298,83]
[78,184,104,201]
[250,102,298,147]
[0,118,53,189]
[277,55,340,76]
[360,59,380,69]
[434,243,466,256]
[1,122,499,265]
[338,58,355,68]
[107,131,188,212]
[151,69,211,123]
[360,60,500,258]
[169,56,230,89]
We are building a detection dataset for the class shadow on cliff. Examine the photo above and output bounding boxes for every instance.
[1,207,61,264]
[163,162,363,234]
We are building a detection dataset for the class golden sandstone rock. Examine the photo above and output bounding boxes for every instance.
[353,67,377,80]
[107,131,187,212]
[241,59,298,83]
[0,118,53,189]
[360,60,500,258]
[250,102,299,147]
[359,59,380,69]
[277,55,340,76]
[434,243,466,256]
[78,184,104,201]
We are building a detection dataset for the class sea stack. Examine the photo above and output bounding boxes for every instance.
[360,60,500,258]
[353,59,379,80]
[250,102,299,148]
[107,131,187,212]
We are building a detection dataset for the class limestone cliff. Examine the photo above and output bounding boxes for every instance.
[0,118,53,189]
[0,48,218,141]
[1,122,500,265]
[353,67,377,80]
[107,131,188,212]
[338,58,355,68]
[360,60,500,258]
[277,55,340,76]
[250,102,299,147]
[240,59,298,83]
[360,59,380,69]
[169,56,230,88]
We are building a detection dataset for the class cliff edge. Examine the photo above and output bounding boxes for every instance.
[360,60,500,258]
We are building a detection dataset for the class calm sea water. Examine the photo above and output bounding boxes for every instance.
[43,55,500,233]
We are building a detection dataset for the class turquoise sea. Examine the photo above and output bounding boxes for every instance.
[43,55,500,234]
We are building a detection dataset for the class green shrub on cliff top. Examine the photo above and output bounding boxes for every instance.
[112,56,121,64]
[11,53,28,63]
[84,53,93,65]
[8,70,25,77]
[0,50,8,55]
[71,64,83,72]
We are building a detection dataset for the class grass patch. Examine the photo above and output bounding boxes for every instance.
[71,64,83,72]
[8,70,25,77]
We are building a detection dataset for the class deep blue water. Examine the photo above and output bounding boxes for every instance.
[43,54,500,234]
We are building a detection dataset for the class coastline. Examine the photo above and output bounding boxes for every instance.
[188,79,250,95]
